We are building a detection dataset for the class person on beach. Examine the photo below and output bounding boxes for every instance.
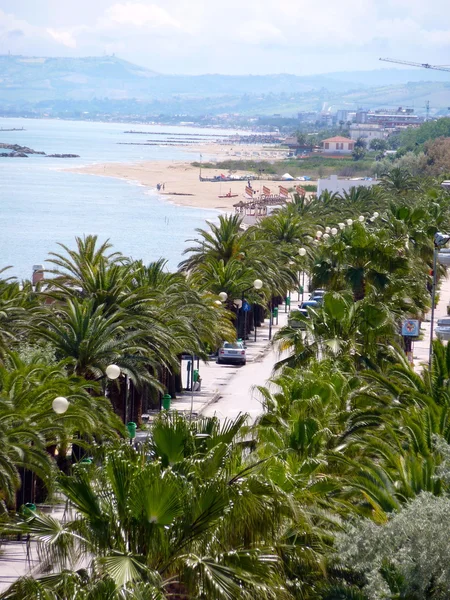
[157,183,161,191]
[163,183,165,190]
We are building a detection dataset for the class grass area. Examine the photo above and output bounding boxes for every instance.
[192,156,376,179]
[192,160,278,174]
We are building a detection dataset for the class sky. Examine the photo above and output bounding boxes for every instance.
[1,0,450,75]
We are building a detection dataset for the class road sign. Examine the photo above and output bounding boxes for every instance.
[401,319,420,337]
[242,301,251,312]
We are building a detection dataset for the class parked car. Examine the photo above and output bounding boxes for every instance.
[310,289,325,298]
[288,308,309,330]
[437,317,450,327]
[217,341,246,365]
[435,326,450,341]
[300,300,320,309]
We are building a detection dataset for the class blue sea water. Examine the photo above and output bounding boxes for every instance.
[0,118,232,279]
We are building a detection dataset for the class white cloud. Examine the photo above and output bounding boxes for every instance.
[2,1,450,74]
[47,28,77,48]
[106,2,180,29]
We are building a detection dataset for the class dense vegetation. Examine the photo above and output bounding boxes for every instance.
[1,170,450,598]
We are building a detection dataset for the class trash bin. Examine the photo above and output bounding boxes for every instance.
[24,503,36,512]
[80,457,92,465]
[272,307,278,318]
[127,422,137,439]
[162,393,171,410]
[193,369,199,383]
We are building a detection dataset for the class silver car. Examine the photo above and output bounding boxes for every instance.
[217,341,246,365]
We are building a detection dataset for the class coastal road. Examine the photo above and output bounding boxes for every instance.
[201,343,281,423]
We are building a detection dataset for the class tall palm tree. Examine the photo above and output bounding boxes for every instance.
[0,353,121,507]
[2,414,291,600]
[179,214,264,271]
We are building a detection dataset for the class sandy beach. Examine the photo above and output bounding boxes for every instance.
[67,142,297,211]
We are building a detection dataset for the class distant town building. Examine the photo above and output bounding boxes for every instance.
[356,109,368,124]
[350,123,388,145]
[322,136,355,155]
[367,107,423,128]
[297,111,317,123]
[317,174,379,196]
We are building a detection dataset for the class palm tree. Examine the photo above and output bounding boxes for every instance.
[2,414,290,599]
[0,353,122,508]
[275,292,396,371]
[312,222,410,302]
[179,214,264,271]
[379,167,419,195]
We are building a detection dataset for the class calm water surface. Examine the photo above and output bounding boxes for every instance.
[0,118,233,279]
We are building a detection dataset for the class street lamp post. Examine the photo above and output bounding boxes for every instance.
[105,363,129,422]
[52,396,69,414]
[299,247,307,302]
[429,232,450,369]
[240,279,263,341]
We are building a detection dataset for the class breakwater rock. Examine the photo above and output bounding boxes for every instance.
[0,143,45,155]
[0,144,80,158]
[0,151,28,157]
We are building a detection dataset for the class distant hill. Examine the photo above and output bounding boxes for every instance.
[0,54,449,117]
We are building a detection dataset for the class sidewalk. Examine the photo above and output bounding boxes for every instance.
[0,504,69,592]
[136,301,291,435]
[0,304,294,588]
[413,273,450,370]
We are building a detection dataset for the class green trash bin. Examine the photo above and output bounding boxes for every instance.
[162,393,171,410]
[272,307,279,318]
[127,422,137,439]
[285,297,291,306]
[193,369,199,383]
[24,502,36,512]
[80,457,92,465]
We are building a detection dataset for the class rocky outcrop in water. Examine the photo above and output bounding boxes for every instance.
[0,143,79,158]
[0,151,28,157]
[0,143,45,154]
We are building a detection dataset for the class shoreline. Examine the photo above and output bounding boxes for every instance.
[65,142,297,211]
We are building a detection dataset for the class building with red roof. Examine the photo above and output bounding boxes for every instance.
[322,136,355,155]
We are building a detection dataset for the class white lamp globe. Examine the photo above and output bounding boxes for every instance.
[298,247,307,256]
[52,396,69,414]
[234,298,243,309]
[346,219,353,226]
[323,233,330,240]
[325,226,331,233]
[331,227,338,235]
[316,230,323,238]
[253,279,263,290]
[373,212,379,218]
[219,291,228,302]
[358,215,365,223]
[338,222,345,230]
[214,300,222,306]
[106,364,121,380]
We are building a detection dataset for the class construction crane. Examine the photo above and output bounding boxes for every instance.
[379,57,450,72]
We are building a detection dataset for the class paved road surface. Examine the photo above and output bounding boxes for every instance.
[202,341,281,423]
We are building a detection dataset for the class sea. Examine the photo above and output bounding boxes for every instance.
[0,118,235,280]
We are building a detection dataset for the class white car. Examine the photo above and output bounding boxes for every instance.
[435,326,450,341]
[217,341,246,365]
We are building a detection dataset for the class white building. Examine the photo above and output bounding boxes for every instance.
[317,174,379,196]
[350,124,388,146]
